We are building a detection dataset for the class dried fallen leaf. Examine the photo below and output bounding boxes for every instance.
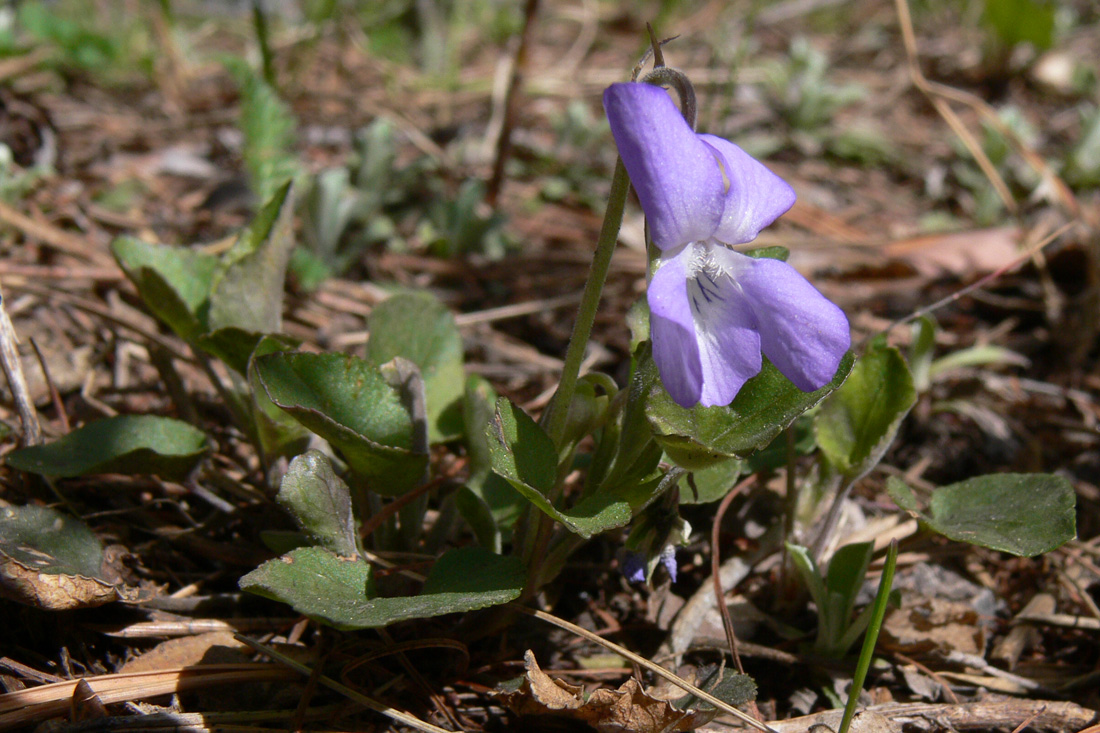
[121,632,250,674]
[0,506,151,611]
[879,594,986,657]
[497,650,735,733]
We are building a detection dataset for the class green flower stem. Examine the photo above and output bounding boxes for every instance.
[838,539,898,733]
[542,157,630,450]
[517,157,630,594]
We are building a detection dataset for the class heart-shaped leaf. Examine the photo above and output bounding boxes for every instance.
[886,473,1076,557]
[366,292,465,442]
[240,545,524,629]
[255,352,427,494]
[645,348,854,468]
[815,341,916,481]
[6,415,208,479]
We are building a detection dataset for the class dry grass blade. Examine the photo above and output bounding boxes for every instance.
[233,634,455,733]
[0,283,41,445]
[893,0,1017,214]
[0,664,297,731]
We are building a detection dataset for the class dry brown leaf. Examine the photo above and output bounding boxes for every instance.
[879,227,1023,278]
[0,556,122,611]
[121,632,250,674]
[879,594,986,657]
[497,650,716,733]
[0,553,151,611]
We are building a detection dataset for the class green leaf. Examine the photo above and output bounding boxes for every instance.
[0,505,103,578]
[886,474,1076,557]
[196,326,267,375]
[240,545,523,629]
[672,664,757,711]
[982,0,1055,51]
[884,476,919,513]
[6,415,208,479]
[646,349,855,469]
[486,398,645,538]
[814,342,915,481]
[366,292,465,442]
[596,344,662,494]
[908,316,936,392]
[207,181,296,335]
[277,451,359,558]
[786,543,826,612]
[743,245,790,261]
[459,376,523,549]
[110,236,218,341]
[227,57,301,202]
[248,335,310,462]
[684,459,744,504]
[487,396,557,494]
[0,504,131,610]
[824,542,874,628]
[255,352,427,494]
[240,547,376,629]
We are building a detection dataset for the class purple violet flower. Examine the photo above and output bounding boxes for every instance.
[620,545,678,584]
[604,82,851,407]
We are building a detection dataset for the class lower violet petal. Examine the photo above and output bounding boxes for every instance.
[732,254,851,392]
[648,249,704,407]
[685,245,762,406]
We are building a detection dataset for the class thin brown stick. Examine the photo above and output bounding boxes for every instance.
[485,0,541,207]
[0,200,113,266]
[28,337,68,433]
[0,283,41,446]
[359,468,458,542]
[514,605,778,733]
[894,0,1015,213]
[710,475,758,676]
[234,635,452,733]
[877,221,1072,340]
[894,651,960,704]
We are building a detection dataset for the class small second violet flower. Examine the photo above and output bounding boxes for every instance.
[604,82,850,408]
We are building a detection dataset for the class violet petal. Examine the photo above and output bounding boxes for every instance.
[603,83,724,250]
[648,247,704,407]
[729,253,851,391]
[683,245,763,406]
[701,134,797,245]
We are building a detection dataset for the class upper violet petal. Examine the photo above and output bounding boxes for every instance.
[728,253,851,392]
[604,83,724,250]
[648,248,703,407]
[701,135,796,245]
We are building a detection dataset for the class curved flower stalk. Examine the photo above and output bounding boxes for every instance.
[604,82,850,407]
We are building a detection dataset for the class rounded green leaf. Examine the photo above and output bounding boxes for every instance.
[645,349,855,467]
[5,415,208,479]
[277,451,359,558]
[890,473,1076,557]
[0,505,103,578]
[814,342,916,480]
[366,292,465,442]
[255,352,427,494]
[111,236,218,341]
[240,546,523,629]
